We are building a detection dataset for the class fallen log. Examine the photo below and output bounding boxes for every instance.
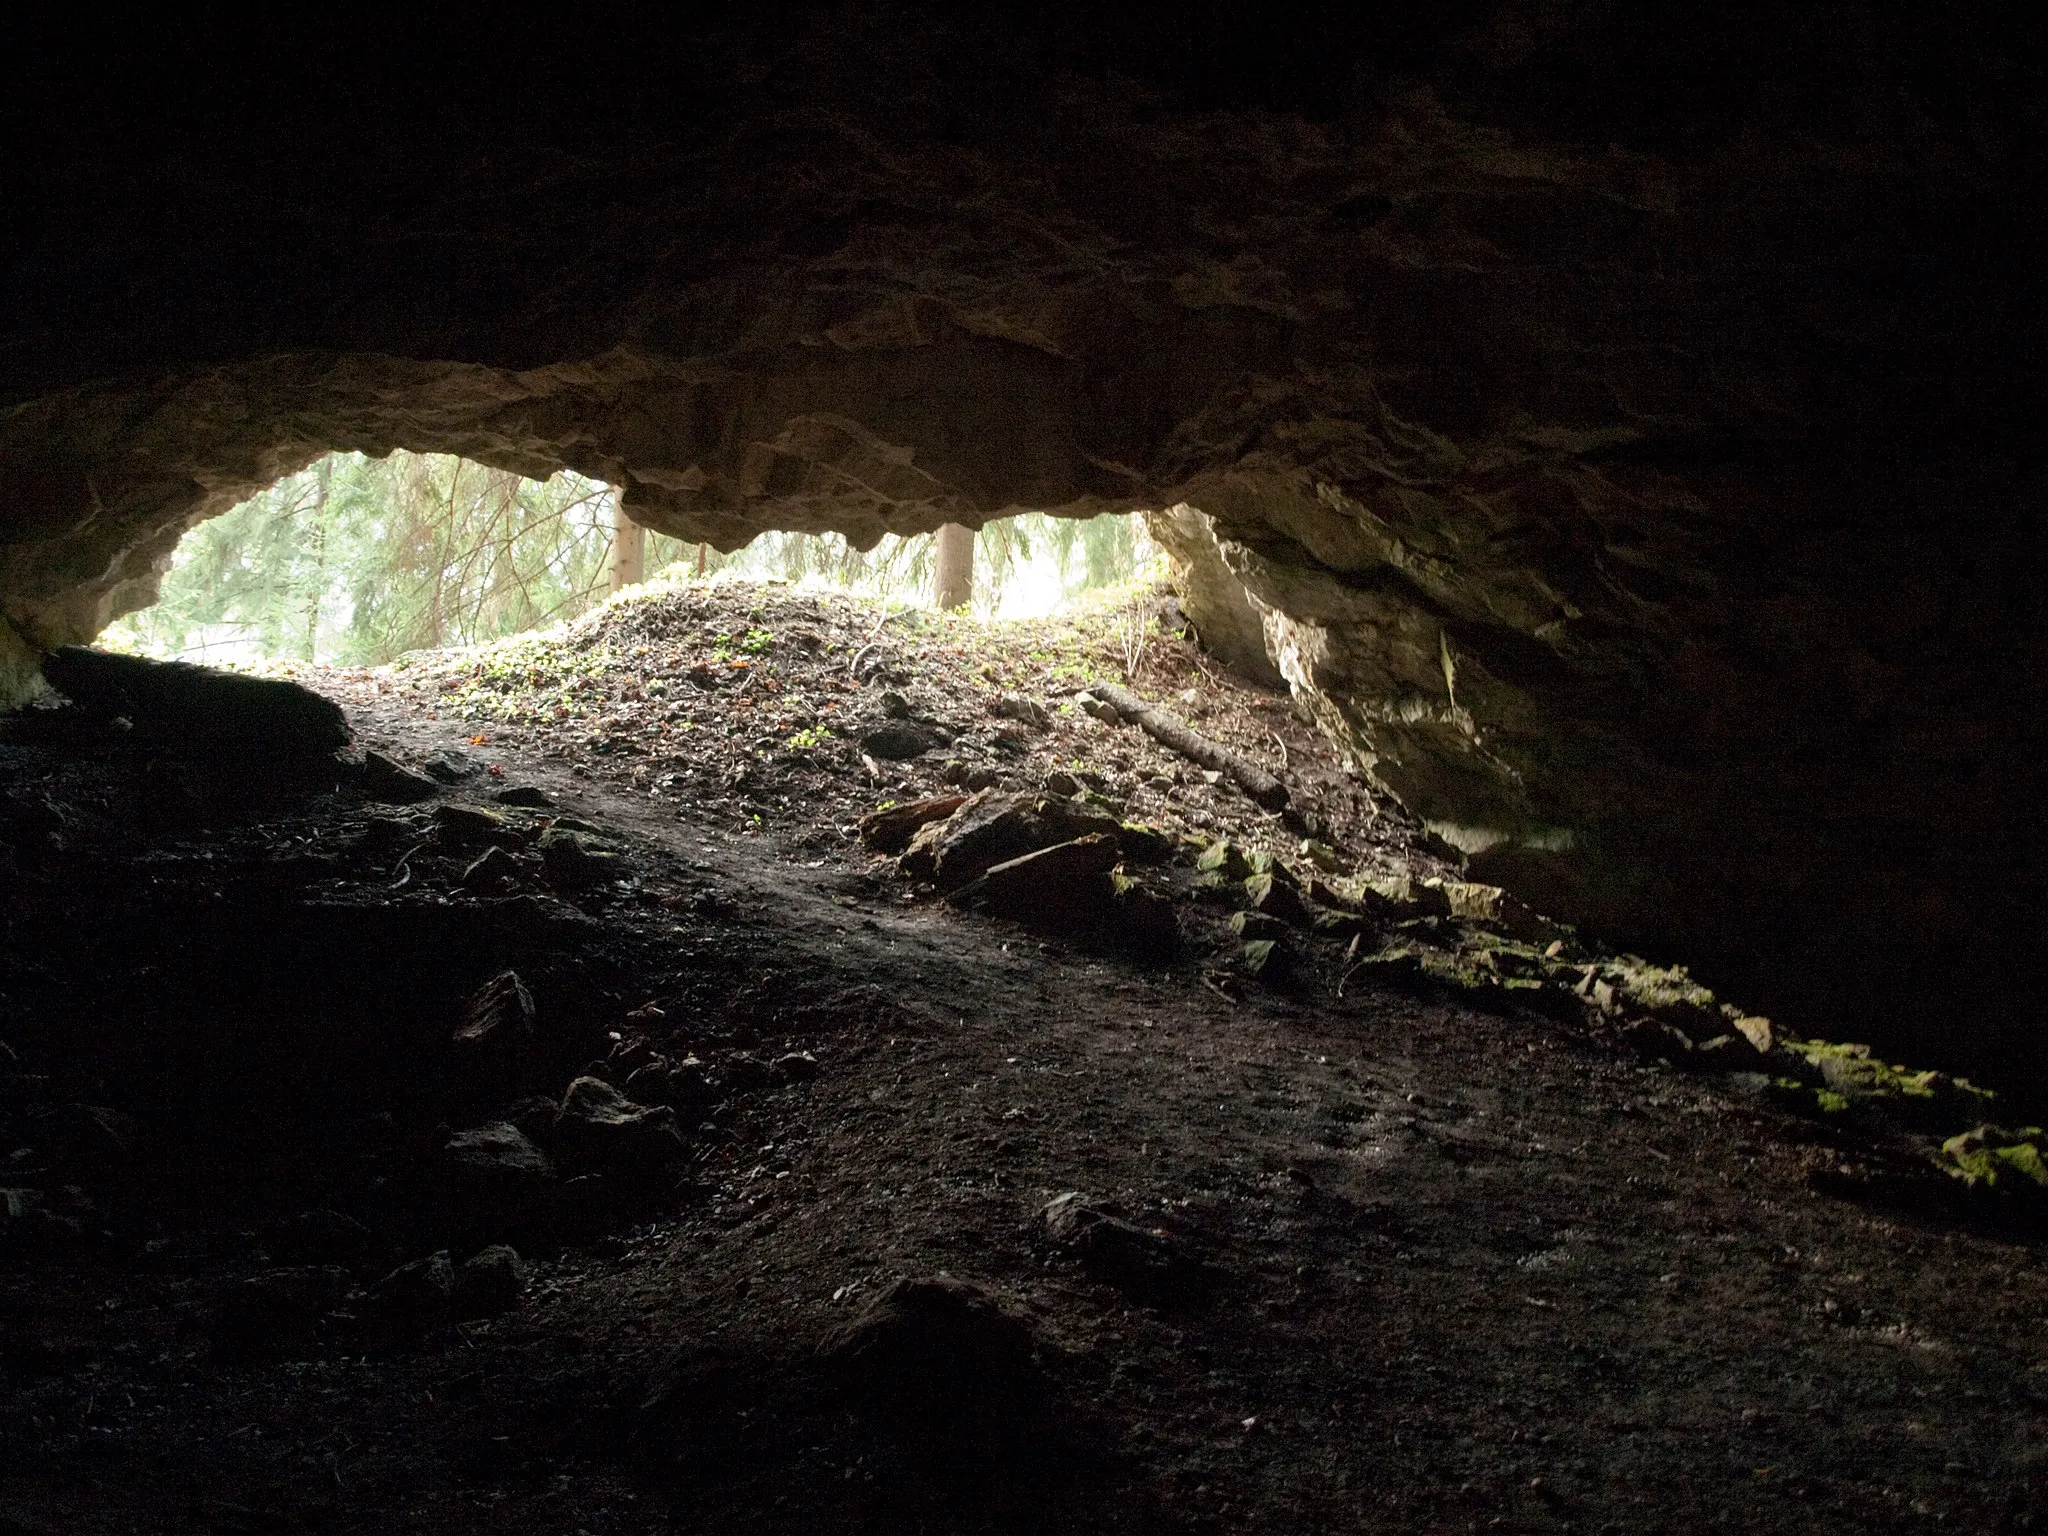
[1086,682,1289,812]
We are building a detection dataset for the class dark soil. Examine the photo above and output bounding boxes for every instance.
[2,581,2044,1534]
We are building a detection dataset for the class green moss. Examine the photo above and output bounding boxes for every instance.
[1197,839,1252,881]
[1934,1125,2048,1190]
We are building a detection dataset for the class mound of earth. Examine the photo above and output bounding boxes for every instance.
[0,578,2042,1534]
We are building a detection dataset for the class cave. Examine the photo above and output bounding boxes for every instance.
[3,5,2045,1531]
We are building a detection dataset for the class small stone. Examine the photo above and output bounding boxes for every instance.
[539,828,618,890]
[453,970,535,1047]
[360,1251,456,1347]
[1240,938,1285,977]
[433,802,510,848]
[1244,871,1315,928]
[423,749,477,783]
[493,784,555,808]
[1358,872,1450,918]
[718,1052,774,1092]
[460,844,522,891]
[451,1245,530,1319]
[1042,769,1083,797]
[261,1208,373,1265]
[1197,839,1252,881]
[362,750,439,803]
[1115,821,1174,864]
[1041,1193,1197,1298]
[858,794,967,854]
[554,1076,685,1173]
[771,1051,822,1083]
[992,694,1052,729]
[1231,910,1290,942]
[638,1054,718,1106]
[1311,906,1372,941]
[1298,839,1343,873]
[860,720,945,760]
[213,1266,350,1361]
[444,1122,554,1180]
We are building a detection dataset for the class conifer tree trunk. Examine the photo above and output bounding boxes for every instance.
[301,457,331,660]
[610,496,645,592]
[933,522,974,611]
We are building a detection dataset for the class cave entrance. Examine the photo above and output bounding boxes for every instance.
[105,451,1154,669]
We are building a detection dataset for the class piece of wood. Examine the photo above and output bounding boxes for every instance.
[1088,681,1289,812]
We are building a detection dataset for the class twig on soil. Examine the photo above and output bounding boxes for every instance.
[1336,933,1365,997]
[389,840,430,891]
[1114,593,1149,678]
[1090,681,1289,812]
[1268,728,1289,772]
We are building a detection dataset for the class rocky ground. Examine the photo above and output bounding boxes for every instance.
[1,579,2044,1534]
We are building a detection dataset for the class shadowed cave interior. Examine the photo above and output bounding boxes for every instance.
[2,5,2047,1532]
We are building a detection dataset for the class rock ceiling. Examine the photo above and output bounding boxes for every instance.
[3,3,2043,1076]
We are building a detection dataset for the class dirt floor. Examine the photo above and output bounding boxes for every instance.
[2,579,2045,1534]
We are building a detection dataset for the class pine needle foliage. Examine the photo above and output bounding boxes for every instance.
[109,450,1152,664]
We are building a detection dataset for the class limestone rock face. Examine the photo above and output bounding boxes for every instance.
[3,6,2044,1075]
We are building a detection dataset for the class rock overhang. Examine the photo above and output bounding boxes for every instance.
[3,2,2045,1084]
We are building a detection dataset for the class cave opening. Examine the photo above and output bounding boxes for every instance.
[5,4,2048,1528]
[101,449,1159,671]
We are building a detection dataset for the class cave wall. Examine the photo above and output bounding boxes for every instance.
[3,2,2044,1078]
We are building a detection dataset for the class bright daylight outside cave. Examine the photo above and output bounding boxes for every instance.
[1,5,2045,1533]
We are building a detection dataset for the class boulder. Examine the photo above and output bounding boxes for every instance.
[962,834,1121,923]
[898,790,1128,891]
[39,646,350,759]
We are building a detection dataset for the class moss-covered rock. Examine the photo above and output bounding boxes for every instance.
[1933,1125,2048,1193]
